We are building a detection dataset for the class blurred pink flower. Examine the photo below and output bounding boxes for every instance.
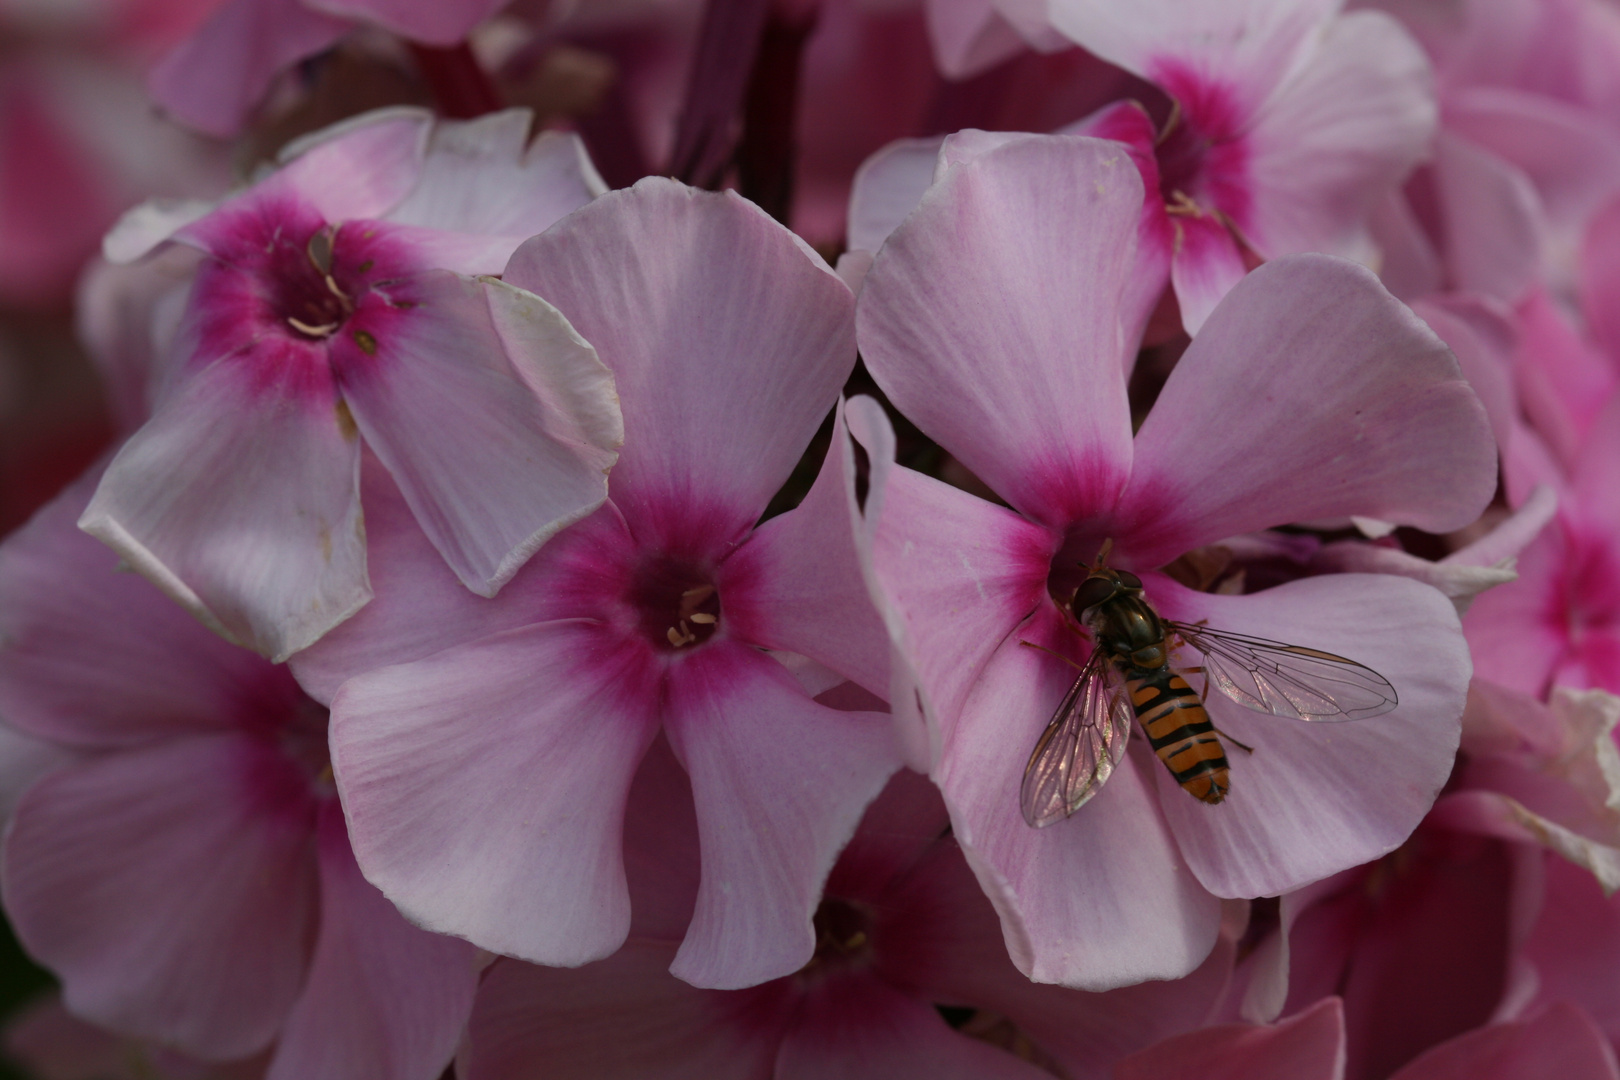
[1112,997,1346,1080]
[0,469,478,1080]
[1047,0,1437,332]
[848,133,1496,989]
[149,0,508,135]
[81,107,624,661]
[292,178,903,990]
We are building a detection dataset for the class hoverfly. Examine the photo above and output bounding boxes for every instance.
[1020,541,1398,828]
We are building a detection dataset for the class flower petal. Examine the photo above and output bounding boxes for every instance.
[1428,134,1542,306]
[776,976,1053,1080]
[147,0,350,138]
[268,801,478,1080]
[721,403,891,702]
[1117,254,1497,568]
[384,112,605,241]
[937,605,1223,989]
[1243,11,1437,263]
[302,0,504,44]
[1167,212,1249,335]
[856,134,1138,527]
[1464,522,1567,699]
[1047,0,1339,112]
[1113,997,1346,1080]
[663,641,900,988]
[334,271,620,597]
[459,948,794,1080]
[0,468,284,747]
[79,346,368,662]
[1387,1002,1620,1080]
[503,179,856,542]
[329,619,662,967]
[1147,574,1469,899]
[2,735,318,1059]
[845,136,945,255]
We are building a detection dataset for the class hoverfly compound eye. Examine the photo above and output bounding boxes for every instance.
[1116,570,1143,590]
[1071,576,1117,614]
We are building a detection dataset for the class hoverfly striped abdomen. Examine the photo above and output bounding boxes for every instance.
[1126,670,1229,804]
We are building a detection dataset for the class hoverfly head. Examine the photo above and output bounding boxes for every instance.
[1069,565,1145,619]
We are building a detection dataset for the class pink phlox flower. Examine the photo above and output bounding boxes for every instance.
[81,107,625,662]
[149,0,509,136]
[455,749,1238,1080]
[0,468,480,1080]
[1466,388,1620,697]
[1038,0,1438,334]
[847,133,1496,989]
[291,178,905,990]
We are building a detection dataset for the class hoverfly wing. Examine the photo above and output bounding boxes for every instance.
[1166,622,1397,722]
[1020,651,1133,827]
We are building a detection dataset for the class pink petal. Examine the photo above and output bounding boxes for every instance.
[1167,212,1249,335]
[860,457,1054,763]
[721,402,891,702]
[459,947,795,1080]
[1464,523,1567,698]
[1147,574,1469,899]
[845,136,944,255]
[384,113,605,241]
[1388,1002,1620,1080]
[290,455,582,702]
[77,248,200,432]
[855,134,1138,527]
[302,0,501,43]
[1581,193,1620,360]
[1571,391,1620,540]
[334,271,621,597]
[78,346,368,662]
[924,0,1025,80]
[0,469,280,747]
[1410,296,1520,457]
[1047,0,1340,113]
[1117,255,1497,568]
[621,734,702,943]
[936,604,1222,989]
[1113,997,1346,1080]
[1520,855,1620,1045]
[663,641,901,988]
[502,179,856,543]
[3,735,317,1059]
[775,976,1052,1080]
[1512,288,1617,470]
[267,108,432,225]
[1369,188,1443,302]
[267,801,477,1080]
[1242,11,1437,263]
[329,619,661,966]
[1427,134,1542,305]
[148,0,351,137]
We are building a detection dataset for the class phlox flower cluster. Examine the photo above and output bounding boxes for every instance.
[0,0,1617,1078]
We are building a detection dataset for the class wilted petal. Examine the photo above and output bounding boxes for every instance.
[938,604,1222,989]
[856,135,1138,527]
[459,947,795,1080]
[1114,997,1346,1080]
[336,271,620,597]
[3,735,317,1059]
[329,620,661,966]
[1117,255,1496,568]
[663,642,900,988]
[1147,574,1468,899]
[776,977,1052,1080]
[79,348,367,662]
[504,179,855,543]
[268,802,477,1080]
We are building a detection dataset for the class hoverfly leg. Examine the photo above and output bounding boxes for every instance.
[1018,639,1087,672]
[1211,726,1255,755]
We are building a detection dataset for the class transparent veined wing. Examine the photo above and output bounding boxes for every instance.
[1166,622,1397,722]
[1020,651,1133,827]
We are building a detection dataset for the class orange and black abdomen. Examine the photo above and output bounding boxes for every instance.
[1127,669,1229,805]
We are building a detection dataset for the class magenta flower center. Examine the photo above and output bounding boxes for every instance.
[272,226,357,341]
[1148,63,1253,229]
[627,555,723,650]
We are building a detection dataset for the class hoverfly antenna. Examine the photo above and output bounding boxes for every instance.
[1094,538,1114,568]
